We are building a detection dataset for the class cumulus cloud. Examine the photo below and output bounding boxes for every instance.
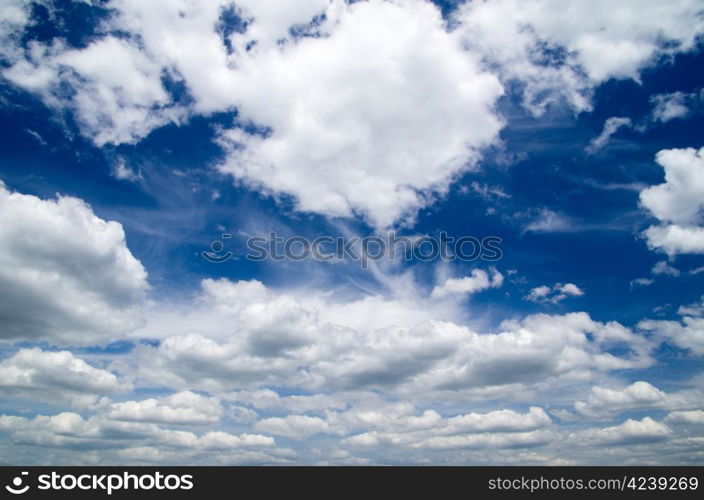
[3,1,702,228]
[122,279,653,397]
[640,147,704,255]
[4,36,183,145]
[217,0,504,228]
[106,391,223,426]
[431,268,503,299]
[637,295,704,355]
[525,282,584,304]
[243,401,556,450]
[0,182,148,345]
[665,410,704,425]
[571,381,703,419]
[453,0,704,114]
[0,411,274,451]
[572,417,672,446]
[255,415,331,440]
[0,348,130,403]
[678,296,704,317]
[638,317,704,356]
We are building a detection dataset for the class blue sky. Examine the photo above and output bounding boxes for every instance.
[0,0,703,465]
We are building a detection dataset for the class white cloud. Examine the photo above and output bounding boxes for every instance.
[255,415,331,440]
[630,278,654,288]
[124,279,653,397]
[111,158,142,182]
[431,268,503,299]
[409,430,555,450]
[526,282,584,304]
[217,0,504,228]
[4,0,505,228]
[4,37,183,145]
[0,182,148,345]
[291,402,558,450]
[454,0,704,114]
[638,317,704,355]
[665,410,704,425]
[574,381,667,418]
[640,147,704,255]
[585,117,632,154]
[651,260,680,277]
[572,417,672,446]
[225,389,347,413]
[0,0,31,62]
[106,391,223,426]
[650,89,703,122]
[522,209,572,234]
[0,412,274,451]
[0,348,130,403]
[678,296,704,317]
[3,0,702,229]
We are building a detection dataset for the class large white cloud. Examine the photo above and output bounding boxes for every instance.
[0,182,148,345]
[125,278,655,397]
[640,147,704,255]
[4,0,703,228]
[217,0,504,228]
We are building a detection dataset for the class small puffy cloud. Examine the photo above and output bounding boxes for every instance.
[573,417,672,446]
[640,147,704,255]
[651,92,690,122]
[630,260,681,288]
[630,278,654,288]
[650,89,703,123]
[0,182,148,345]
[111,158,142,182]
[678,296,704,317]
[526,283,584,304]
[651,260,680,277]
[431,268,503,299]
[585,117,632,154]
[254,415,331,440]
[0,348,131,403]
[106,391,223,426]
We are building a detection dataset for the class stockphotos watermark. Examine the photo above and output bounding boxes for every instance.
[4,470,193,495]
[203,231,502,268]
